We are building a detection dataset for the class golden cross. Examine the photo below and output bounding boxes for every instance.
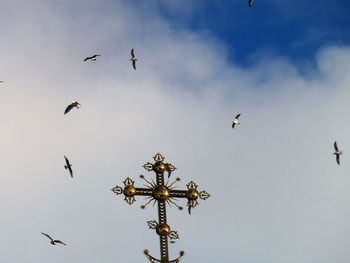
[112,153,210,263]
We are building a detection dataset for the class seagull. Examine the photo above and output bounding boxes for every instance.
[333,141,343,165]
[41,232,67,246]
[83,54,100,62]
[64,101,81,114]
[130,48,137,70]
[248,0,253,7]
[232,113,241,129]
[64,156,73,178]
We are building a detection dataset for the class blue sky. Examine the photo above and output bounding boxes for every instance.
[1,1,350,263]
[127,0,350,66]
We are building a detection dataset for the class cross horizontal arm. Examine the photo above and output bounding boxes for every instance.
[169,190,187,199]
[135,187,153,196]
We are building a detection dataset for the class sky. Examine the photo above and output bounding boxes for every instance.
[1,0,350,263]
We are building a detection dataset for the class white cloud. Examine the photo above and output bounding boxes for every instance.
[1,1,350,263]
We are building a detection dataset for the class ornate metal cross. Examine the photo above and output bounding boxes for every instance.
[111,153,210,263]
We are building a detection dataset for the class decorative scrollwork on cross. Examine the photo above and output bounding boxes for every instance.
[153,153,165,162]
[144,250,185,263]
[186,181,197,190]
[111,185,123,195]
[199,191,211,200]
[168,231,179,241]
[111,177,137,205]
[143,162,154,172]
[147,220,180,241]
[147,220,158,229]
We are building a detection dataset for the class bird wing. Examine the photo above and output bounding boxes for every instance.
[41,232,53,241]
[132,60,136,70]
[232,122,236,129]
[73,101,81,108]
[248,0,253,7]
[68,166,73,178]
[64,156,70,166]
[83,56,91,61]
[188,205,192,215]
[131,48,135,58]
[64,104,74,114]
[235,113,241,119]
[334,141,339,151]
[64,156,73,177]
[336,155,340,165]
[54,240,67,246]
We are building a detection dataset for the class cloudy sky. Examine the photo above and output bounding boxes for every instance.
[1,0,350,262]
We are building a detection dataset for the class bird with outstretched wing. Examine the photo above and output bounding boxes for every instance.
[41,232,67,246]
[64,101,81,115]
[333,141,342,165]
[130,48,137,70]
[64,156,73,178]
[83,54,100,62]
[232,113,241,129]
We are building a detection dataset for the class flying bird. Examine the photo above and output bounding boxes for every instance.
[232,113,241,129]
[41,232,67,246]
[83,54,100,62]
[130,48,137,70]
[64,101,81,114]
[248,0,253,7]
[0,81,4,84]
[64,156,73,178]
[333,141,343,165]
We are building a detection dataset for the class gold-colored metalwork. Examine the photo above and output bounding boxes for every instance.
[111,153,210,263]
[153,186,170,200]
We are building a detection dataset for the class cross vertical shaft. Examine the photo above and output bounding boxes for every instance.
[156,172,169,262]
